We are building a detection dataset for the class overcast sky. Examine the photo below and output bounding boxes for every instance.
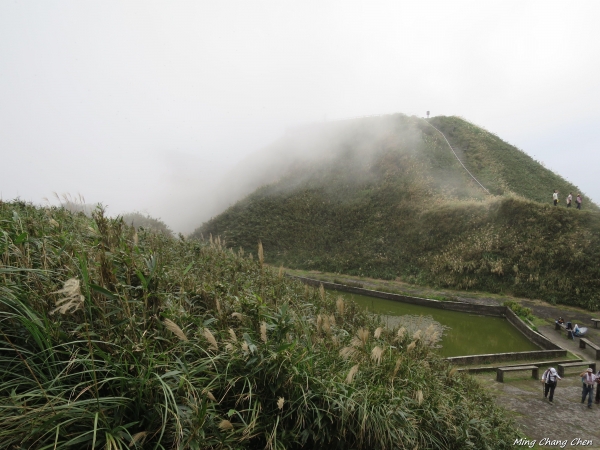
[1,1,599,232]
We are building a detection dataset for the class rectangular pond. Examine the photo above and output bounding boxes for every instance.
[330,289,539,357]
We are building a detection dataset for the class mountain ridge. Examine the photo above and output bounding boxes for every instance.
[194,114,600,309]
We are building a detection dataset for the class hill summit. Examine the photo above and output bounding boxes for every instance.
[194,114,600,309]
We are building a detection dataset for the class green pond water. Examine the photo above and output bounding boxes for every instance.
[330,290,539,357]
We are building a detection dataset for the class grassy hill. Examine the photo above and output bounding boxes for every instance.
[195,114,600,309]
[0,200,517,448]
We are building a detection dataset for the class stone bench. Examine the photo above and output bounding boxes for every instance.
[591,319,600,328]
[496,365,539,383]
[557,361,597,377]
[579,338,600,360]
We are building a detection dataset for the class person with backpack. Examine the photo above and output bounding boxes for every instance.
[553,190,559,206]
[567,192,573,207]
[541,367,562,403]
[580,368,597,408]
[576,194,582,210]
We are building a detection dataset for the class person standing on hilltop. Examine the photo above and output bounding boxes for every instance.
[567,192,573,208]
[553,190,559,206]
[541,367,562,404]
[580,368,597,408]
[576,194,582,210]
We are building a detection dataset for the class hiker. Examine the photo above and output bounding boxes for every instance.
[580,368,597,408]
[576,194,582,210]
[541,367,562,403]
[553,190,559,206]
[566,322,574,339]
[567,192,573,208]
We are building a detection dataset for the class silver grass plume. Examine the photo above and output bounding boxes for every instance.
[260,321,267,343]
[163,319,188,341]
[50,278,85,315]
[345,364,359,384]
[203,328,218,351]
[371,346,383,365]
[336,297,345,316]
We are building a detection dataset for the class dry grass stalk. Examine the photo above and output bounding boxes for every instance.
[407,341,416,352]
[448,367,458,377]
[163,319,188,342]
[129,432,147,447]
[415,390,424,405]
[203,328,218,351]
[322,315,331,334]
[49,218,59,228]
[371,346,383,365]
[260,321,267,343]
[207,391,217,402]
[219,420,233,430]
[319,283,325,302]
[278,265,284,279]
[345,364,359,384]
[397,327,406,339]
[331,335,339,347]
[216,298,221,315]
[258,241,264,267]
[50,278,85,315]
[339,346,356,359]
[393,357,403,377]
[316,315,322,332]
[231,312,243,320]
[357,328,369,346]
[350,336,363,348]
[228,328,237,342]
[336,297,344,316]
[225,343,234,352]
[133,230,138,246]
[374,327,382,339]
[329,314,336,327]
[413,329,422,340]
[242,342,249,353]
[277,397,285,410]
[424,324,435,338]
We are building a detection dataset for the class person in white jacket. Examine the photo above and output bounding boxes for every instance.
[542,367,562,403]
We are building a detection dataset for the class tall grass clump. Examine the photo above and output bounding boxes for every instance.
[1,200,518,448]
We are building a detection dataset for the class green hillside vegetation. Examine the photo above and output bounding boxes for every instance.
[428,116,597,205]
[121,211,173,236]
[0,200,517,449]
[196,114,600,309]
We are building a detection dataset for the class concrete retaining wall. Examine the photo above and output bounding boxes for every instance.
[504,307,562,350]
[290,276,506,317]
[289,275,564,360]
[446,350,567,366]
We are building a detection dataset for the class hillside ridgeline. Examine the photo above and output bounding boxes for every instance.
[195,114,600,309]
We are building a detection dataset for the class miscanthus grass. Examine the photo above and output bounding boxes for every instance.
[0,200,518,449]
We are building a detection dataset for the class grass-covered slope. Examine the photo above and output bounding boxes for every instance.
[429,116,597,206]
[195,115,600,309]
[0,200,517,449]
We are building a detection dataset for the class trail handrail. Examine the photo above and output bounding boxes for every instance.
[424,120,491,195]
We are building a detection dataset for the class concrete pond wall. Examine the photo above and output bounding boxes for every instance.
[290,275,565,365]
